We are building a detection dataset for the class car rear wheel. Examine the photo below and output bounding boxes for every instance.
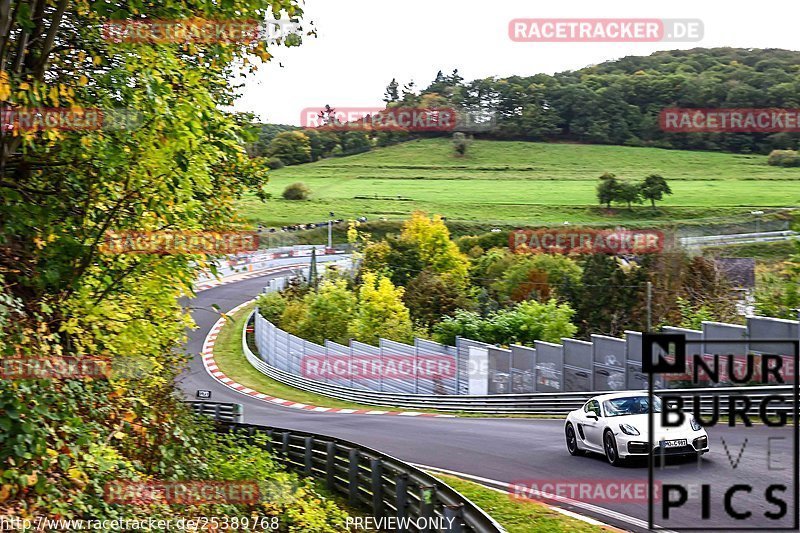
[604,430,623,466]
[565,424,582,456]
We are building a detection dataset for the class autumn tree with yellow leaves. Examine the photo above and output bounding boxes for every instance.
[0,2,353,529]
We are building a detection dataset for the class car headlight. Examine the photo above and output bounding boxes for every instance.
[690,417,702,431]
[619,423,640,436]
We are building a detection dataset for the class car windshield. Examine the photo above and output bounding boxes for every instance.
[603,396,662,417]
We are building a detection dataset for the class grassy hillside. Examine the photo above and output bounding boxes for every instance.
[239,138,800,226]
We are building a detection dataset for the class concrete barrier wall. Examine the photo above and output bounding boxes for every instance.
[251,269,799,394]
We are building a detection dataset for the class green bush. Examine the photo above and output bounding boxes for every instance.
[266,157,285,170]
[256,291,287,324]
[205,432,351,532]
[432,299,577,346]
[767,150,800,167]
[282,182,311,200]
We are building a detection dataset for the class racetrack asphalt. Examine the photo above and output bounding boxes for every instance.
[178,269,799,532]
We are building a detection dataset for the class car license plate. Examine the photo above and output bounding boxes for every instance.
[664,439,687,448]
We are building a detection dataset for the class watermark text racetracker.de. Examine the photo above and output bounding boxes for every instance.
[0,355,154,380]
[101,18,301,44]
[661,108,800,132]
[99,230,259,255]
[0,107,142,131]
[301,355,456,381]
[511,479,661,503]
[301,107,458,132]
[0,515,280,531]
[104,480,260,505]
[301,106,497,133]
[510,228,664,255]
[509,18,703,42]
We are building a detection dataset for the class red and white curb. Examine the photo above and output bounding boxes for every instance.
[200,302,454,418]
[195,266,298,293]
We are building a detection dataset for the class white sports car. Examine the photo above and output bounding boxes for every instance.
[564,391,709,466]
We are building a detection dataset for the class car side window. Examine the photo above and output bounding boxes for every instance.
[585,400,601,417]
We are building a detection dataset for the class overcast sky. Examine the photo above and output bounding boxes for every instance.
[234,0,800,125]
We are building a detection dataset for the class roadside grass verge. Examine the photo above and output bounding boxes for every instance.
[432,473,617,532]
[210,302,556,418]
[212,302,399,411]
[702,239,796,263]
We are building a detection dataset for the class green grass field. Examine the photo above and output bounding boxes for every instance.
[238,138,800,227]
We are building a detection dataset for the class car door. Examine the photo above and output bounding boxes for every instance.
[575,400,603,451]
[581,399,604,450]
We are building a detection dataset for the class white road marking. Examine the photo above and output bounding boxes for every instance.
[410,463,675,533]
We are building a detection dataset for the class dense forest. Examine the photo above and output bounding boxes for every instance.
[256,48,800,163]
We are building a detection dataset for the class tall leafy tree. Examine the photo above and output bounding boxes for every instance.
[383,78,400,103]
[400,212,470,287]
[403,269,474,331]
[341,130,371,154]
[348,272,413,344]
[0,0,322,520]
[492,253,582,305]
[640,174,673,209]
[267,130,312,164]
[570,254,649,336]
[617,180,643,209]
[596,173,620,209]
[300,279,356,344]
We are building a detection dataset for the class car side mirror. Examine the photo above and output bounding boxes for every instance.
[587,411,598,420]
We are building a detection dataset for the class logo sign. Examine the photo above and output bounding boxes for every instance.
[510,228,664,255]
[643,333,799,530]
[99,230,259,255]
[660,108,800,133]
[510,479,660,503]
[196,390,212,399]
[508,18,703,43]
[104,480,259,504]
[301,355,456,381]
[1,107,142,131]
[300,107,458,132]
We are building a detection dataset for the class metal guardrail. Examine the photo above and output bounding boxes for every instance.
[186,401,243,422]
[679,230,796,247]
[244,310,796,415]
[215,421,504,533]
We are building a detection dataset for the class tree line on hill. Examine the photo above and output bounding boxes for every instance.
[408,48,800,154]
[251,48,800,167]
[245,115,410,167]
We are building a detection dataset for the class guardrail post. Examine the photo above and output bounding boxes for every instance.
[281,431,290,459]
[266,429,274,453]
[370,458,384,519]
[395,473,408,533]
[304,436,314,475]
[419,485,436,532]
[348,449,360,506]
[443,505,464,533]
[325,441,336,490]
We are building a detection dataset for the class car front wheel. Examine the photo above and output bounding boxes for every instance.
[604,430,623,466]
[565,424,582,456]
